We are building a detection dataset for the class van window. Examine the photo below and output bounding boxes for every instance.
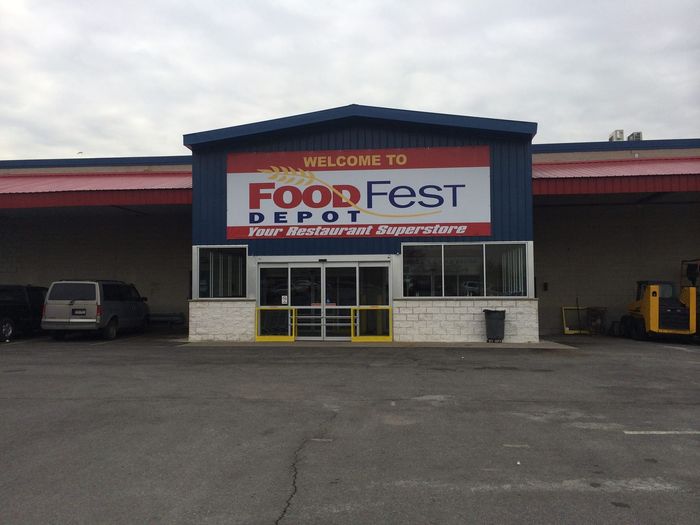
[126,286,141,300]
[49,283,97,301]
[102,284,124,301]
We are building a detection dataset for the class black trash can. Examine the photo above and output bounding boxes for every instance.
[483,309,506,343]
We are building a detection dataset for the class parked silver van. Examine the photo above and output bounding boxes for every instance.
[42,280,149,340]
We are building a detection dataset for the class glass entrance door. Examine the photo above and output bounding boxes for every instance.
[258,262,389,341]
[291,266,323,338]
[324,265,357,339]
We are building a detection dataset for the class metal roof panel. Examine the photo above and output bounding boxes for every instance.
[532,157,700,179]
[533,138,700,154]
[183,104,538,148]
[0,172,192,195]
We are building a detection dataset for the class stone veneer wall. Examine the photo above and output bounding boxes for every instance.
[189,298,538,343]
[189,300,256,342]
[392,298,539,343]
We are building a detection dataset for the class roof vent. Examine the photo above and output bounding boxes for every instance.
[627,131,643,141]
[609,129,624,142]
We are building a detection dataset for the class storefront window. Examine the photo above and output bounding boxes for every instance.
[403,245,443,297]
[198,247,246,298]
[485,244,527,296]
[402,243,527,298]
[444,245,484,296]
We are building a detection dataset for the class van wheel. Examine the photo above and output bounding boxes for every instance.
[1,317,15,341]
[102,319,118,340]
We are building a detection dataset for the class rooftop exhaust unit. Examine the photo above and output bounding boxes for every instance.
[609,129,624,142]
[627,131,643,141]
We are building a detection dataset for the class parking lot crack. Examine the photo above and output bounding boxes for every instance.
[275,411,338,524]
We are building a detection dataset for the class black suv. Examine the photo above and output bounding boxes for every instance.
[0,285,48,341]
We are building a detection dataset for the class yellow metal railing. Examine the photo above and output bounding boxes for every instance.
[255,307,296,342]
[351,306,393,342]
[255,306,393,342]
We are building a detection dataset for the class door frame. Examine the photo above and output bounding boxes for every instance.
[256,255,392,341]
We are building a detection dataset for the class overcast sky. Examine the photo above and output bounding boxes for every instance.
[1,0,698,159]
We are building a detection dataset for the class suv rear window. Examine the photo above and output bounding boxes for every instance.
[49,283,97,301]
[0,287,25,303]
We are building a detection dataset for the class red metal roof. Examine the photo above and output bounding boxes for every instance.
[533,157,700,179]
[2,156,700,206]
[0,172,191,194]
[0,171,192,209]
[533,157,700,195]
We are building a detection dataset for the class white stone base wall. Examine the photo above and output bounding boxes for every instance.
[392,299,539,343]
[189,300,256,342]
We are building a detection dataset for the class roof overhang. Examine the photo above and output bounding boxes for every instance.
[0,189,192,209]
[0,158,192,210]
[533,138,700,154]
[183,104,538,150]
[533,157,700,196]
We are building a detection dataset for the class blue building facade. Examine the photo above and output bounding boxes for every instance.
[185,105,540,343]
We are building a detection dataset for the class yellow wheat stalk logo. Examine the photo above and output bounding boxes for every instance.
[258,166,439,219]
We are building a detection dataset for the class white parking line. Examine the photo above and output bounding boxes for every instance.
[624,430,700,435]
[662,345,699,353]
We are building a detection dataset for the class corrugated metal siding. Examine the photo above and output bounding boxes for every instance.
[533,174,700,195]
[0,173,191,194]
[533,157,700,179]
[192,121,533,255]
[192,150,227,247]
[0,189,191,209]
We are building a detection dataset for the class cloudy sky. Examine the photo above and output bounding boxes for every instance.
[1,0,698,159]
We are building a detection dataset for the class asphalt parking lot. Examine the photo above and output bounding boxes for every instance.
[1,333,699,524]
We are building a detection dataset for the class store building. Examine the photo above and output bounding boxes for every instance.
[185,105,539,342]
[2,105,698,343]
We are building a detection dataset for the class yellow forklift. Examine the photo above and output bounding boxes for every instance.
[620,277,696,340]
[682,258,700,340]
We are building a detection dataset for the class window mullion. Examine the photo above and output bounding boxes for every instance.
[482,244,487,297]
[441,244,445,297]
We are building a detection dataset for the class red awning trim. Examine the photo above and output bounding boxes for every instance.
[533,175,700,196]
[533,157,700,179]
[532,157,700,195]
[0,189,192,209]
[0,172,192,194]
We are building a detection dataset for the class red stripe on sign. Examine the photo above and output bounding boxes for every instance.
[228,222,491,240]
[227,147,489,173]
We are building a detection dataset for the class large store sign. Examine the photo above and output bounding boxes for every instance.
[226,146,491,239]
